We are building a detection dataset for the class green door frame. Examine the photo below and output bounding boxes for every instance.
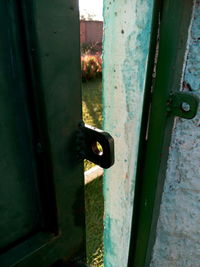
[128,0,195,266]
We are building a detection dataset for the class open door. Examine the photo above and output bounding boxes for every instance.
[0,1,85,266]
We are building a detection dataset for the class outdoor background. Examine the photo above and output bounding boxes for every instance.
[79,1,104,266]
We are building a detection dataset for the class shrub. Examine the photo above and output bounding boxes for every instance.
[81,53,102,81]
[81,42,102,55]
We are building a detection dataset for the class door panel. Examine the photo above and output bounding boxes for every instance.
[0,0,85,266]
[0,0,41,251]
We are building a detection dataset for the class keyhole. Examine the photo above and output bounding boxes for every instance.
[181,102,190,112]
[92,141,103,156]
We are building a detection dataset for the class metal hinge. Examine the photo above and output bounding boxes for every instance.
[167,92,199,119]
[76,122,114,169]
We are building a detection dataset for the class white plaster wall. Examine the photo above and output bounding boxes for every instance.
[150,1,200,266]
[103,0,156,266]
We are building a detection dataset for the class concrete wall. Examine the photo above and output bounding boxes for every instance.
[80,20,103,44]
[103,0,156,266]
[150,1,200,266]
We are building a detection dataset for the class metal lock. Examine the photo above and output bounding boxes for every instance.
[77,122,114,169]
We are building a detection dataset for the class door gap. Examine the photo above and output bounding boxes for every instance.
[79,1,104,266]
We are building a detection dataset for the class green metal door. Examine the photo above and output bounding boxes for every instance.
[0,1,86,266]
[128,1,198,266]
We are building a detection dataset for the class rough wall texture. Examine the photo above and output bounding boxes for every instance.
[150,1,200,266]
[103,0,156,266]
[80,20,103,44]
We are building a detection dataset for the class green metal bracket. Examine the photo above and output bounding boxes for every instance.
[167,92,199,119]
[77,123,115,169]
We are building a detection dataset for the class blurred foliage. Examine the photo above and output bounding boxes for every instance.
[81,54,102,81]
[81,42,102,56]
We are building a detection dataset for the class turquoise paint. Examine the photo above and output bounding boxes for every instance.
[103,0,156,266]
[104,217,115,256]
[123,1,153,121]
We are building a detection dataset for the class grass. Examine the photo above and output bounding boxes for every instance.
[82,78,103,171]
[85,177,104,266]
[82,77,102,129]
[82,78,104,266]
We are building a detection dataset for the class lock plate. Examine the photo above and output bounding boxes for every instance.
[167,92,199,119]
[77,123,114,169]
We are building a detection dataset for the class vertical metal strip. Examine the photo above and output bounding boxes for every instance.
[19,0,59,233]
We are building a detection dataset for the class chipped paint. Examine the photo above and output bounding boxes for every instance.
[103,0,155,266]
[150,1,200,266]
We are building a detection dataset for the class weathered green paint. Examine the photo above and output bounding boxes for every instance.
[0,1,85,266]
[0,1,41,250]
[103,0,157,266]
[167,92,199,119]
[128,1,195,266]
[151,1,200,265]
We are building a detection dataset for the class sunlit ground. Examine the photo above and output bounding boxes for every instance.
[82,78,103,171]
[82,79,104,266]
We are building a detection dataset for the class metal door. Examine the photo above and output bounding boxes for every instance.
[0,1,85,266]
[128,1,198,266]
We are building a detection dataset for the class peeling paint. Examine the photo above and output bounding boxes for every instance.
[103,0,155,266]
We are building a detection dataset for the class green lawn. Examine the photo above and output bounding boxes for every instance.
[82,78,103,171]
[82,78,104,266]
[85,177,104,267]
